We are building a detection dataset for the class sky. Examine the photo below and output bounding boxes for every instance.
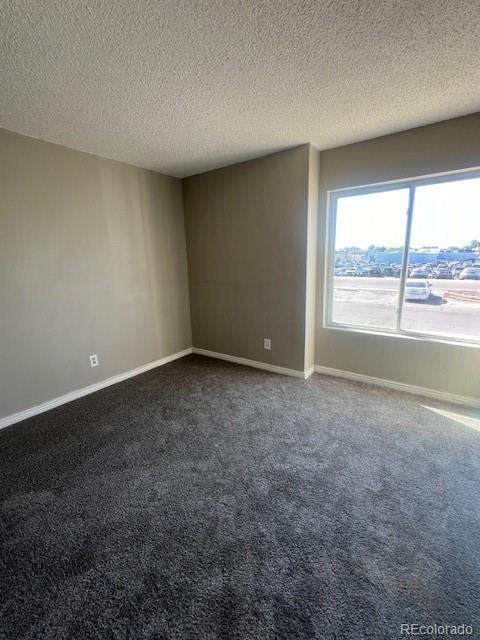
[335,176,480,251]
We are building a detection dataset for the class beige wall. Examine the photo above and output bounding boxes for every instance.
[3,113,479,417]
[0,129,191,419]
[316,113,480,398]
[183,145,312,372]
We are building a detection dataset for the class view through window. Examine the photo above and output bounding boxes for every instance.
[327,172,480,343]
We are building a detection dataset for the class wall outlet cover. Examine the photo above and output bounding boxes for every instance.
[89,354,99,367]
[263,338,271,350]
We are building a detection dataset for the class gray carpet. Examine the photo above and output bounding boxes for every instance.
[1,354,479,640]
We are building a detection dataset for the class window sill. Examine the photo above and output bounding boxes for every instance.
[322,323,480,349]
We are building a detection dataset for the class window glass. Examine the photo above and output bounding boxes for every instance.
[331,188,409,330]
[401,178,480,341]
[327,172,480,344]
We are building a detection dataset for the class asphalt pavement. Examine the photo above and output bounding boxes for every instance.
[331,276,480,340]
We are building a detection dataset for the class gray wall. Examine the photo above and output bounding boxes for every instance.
[3,113,479,417]
[183,146,311,372]
[316,113,480,398]
[0,129,191,419]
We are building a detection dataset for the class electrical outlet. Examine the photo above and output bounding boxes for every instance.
[263,338,271,350]
[89,354,99,367]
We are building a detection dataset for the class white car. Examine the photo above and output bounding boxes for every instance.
[404,279,431,301]
[459,267,480,280]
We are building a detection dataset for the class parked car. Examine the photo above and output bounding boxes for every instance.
[361,266,383,277]
[404,280,431,301]
[392,266,402,277]
[459,267,480,280]
[451,264,465,279]
[410,266,430,279]
[343,267,358,276]
[433,267,452,279]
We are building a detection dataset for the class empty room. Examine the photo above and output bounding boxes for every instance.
[1,2,479,639]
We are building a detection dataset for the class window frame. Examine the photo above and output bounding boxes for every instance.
[323,166,480,346]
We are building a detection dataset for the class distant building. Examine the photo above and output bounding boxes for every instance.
[367,250,478,264]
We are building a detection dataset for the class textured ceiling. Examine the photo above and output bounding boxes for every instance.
[1,1,480,177]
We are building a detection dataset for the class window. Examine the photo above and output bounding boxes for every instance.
[325,170,480,344]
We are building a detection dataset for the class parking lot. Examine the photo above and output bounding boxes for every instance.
[332,277,480,340]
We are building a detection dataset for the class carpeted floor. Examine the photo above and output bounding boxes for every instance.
[1,354,479,640]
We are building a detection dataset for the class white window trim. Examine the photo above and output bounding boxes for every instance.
[323,166,480,347]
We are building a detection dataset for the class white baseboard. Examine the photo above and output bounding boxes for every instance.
[0,348,193,430]
[192,348,310,379]
[5,349,473,431]
[314,365,480,409]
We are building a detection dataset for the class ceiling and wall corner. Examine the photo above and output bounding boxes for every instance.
[2,1,480,412]
[1,1,480,177]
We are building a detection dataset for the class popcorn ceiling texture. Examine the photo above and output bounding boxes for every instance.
[1,0,480,177]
